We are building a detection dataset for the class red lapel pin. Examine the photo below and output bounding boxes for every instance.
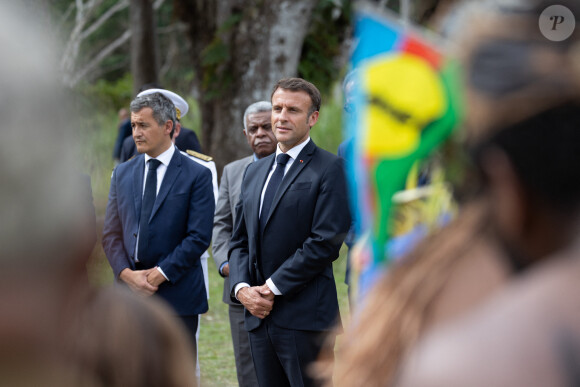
[300,160,303,163]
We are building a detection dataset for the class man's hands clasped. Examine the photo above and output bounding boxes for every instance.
[119,267,167,297]
[237,284,275,319]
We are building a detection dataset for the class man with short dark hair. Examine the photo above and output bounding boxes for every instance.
[119,88,202,162]
[102,92,215,368]
[212,100,276,387]
[229,78,350,386]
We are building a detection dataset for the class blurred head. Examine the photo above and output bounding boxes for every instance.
[0,3,89,281]
[0,2,96,383]
[453,0,580,144]
[130,93,176,157]
[118,108,129,121]
[67,287,197,387]
[243,101,276,158]
[474,101,580,269]
[460,0,580,269]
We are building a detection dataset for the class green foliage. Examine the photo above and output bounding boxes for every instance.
[76,72,133,111]
[200,13,242,102]
[299,0,353,97]
[180,97,203,139]
[310,88,345,153]
[76,107,119,286]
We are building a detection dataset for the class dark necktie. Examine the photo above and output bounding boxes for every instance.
[138,159,161,263]
[260,153,290,235]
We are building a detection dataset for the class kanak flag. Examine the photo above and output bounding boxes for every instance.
[345,5,463,295]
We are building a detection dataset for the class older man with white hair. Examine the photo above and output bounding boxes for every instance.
[212,100,277,387]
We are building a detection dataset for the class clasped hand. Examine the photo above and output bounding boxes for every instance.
[120,267,166,296]
[237,284,275,319]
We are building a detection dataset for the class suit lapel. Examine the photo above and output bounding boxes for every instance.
[251,154,275,234]
[150,149,182,221]
[132,155,145,221]
[266,141,317,226]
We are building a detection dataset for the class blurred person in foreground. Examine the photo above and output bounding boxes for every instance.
[212,100,276,387]
[0,2,100,384]
[319,2,549,385]
[66,286,198,387]
[228,78,350,386]
[0,3,200,386]
[394,1,580,386]
[102,92,215,370]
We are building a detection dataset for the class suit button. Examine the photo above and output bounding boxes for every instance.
[133,233,137,237]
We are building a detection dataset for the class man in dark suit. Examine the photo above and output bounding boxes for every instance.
[229,78,351,386]
[102,92,215,367]
[113,108,132,164]
[212,100,277,387]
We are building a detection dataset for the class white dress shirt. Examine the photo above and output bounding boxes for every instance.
[236,137,311,298]
[136,143,175,279]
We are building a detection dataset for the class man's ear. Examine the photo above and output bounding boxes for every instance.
[173,122,182,138]
[308,111,319,128]
[164,120,174,136]
[480,147,531,249]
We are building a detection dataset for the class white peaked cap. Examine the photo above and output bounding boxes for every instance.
[137,88,189,120]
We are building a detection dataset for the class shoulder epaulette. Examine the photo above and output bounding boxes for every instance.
[186,150,213,162]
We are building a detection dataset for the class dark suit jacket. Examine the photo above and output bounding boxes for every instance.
[102,148,215,316]
[120,127,201,163]
[212,155,253,305]
[229,140,350,332]
[175,128,202,153]
[113,118,132,160]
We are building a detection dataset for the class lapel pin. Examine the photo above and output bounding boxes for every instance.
[300,160,303,163]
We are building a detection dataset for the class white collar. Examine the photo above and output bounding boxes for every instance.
[276,137,310,160]
[144,143,175,167]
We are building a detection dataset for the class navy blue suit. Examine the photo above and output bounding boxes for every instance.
[102,148,214,316]
[229,140,350,386]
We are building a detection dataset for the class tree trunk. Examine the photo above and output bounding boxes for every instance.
[130,0,159,95]
[177,0,317,173]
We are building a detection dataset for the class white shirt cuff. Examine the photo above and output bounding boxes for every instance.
[234,282,250,300]
[266,278,282,295]
[156,266,169,281]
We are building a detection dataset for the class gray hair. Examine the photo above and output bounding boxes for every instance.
[243,101,272,131]
[130,93,177,136]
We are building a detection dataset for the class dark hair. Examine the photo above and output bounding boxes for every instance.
[130,92,176,139]
[271,77,321,116]
[474,101,580,212]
